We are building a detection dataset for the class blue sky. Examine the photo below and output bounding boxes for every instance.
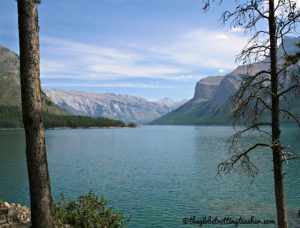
[0,0,248,100]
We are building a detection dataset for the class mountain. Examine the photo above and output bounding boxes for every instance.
[0,46,21,106]
[0,45,135,128]
[0,45,69,115]
[0,44,186,125]
[154,98,187,108]
[151,37,300,125]
[149,76,231,125]
[46,90,187,123]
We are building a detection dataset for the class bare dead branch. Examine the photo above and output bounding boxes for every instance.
[218,143,270,176]
[278,84,300,96]
[280,109,300,126]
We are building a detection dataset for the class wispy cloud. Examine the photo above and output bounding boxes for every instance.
[40,36,185,80]
[215,34,228,40]
[42,82,175,89]
[40,28,246,84]
[170,75,194,80]
[150,28,247,70]
[230,27,245,33]
[218,68,226,73]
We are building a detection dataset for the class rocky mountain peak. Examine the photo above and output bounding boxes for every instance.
[193,76,224,101]
[155,97,187,108]
[46,90,187,123]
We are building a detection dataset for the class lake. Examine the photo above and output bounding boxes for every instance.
[0,125,299,227]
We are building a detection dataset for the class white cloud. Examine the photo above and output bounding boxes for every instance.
[40,28,246,83]
[215,34,228,40]
[87,60,183,77]
[40,36,185,80]
[230,27,245,33]
[170,75,194,80]
[38,60,66,70]
[42,36,139,63]
[150,28,247,69]
[218,68,226,73]
[42,82,174,89]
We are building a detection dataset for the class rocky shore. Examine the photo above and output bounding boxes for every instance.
[0,202,30,227]
[0,202,72,228]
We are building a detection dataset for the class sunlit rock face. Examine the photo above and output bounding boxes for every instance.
[46,90,187,124]
[193,76,224,102]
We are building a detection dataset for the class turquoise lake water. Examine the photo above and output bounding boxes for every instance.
[0,125,299,227]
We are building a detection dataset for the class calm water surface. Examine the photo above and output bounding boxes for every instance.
[0,125,299,227]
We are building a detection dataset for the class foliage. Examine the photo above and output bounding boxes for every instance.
[52,191,130,228]
[127,122,137,128]
[0,106,23,128]
[0,106,136,129]
[43,112,126,129]
[284,41,300,66]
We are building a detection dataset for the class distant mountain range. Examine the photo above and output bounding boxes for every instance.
[0,45,144,128]
[2,36,299,126]
[150,36,300,125]
[0,44,187,124]
[46,90,187,123]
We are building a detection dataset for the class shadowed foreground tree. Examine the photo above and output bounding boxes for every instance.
[203,0,300,227]
[17,0,54,227]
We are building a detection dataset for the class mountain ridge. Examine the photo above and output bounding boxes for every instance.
[150,36,300,125]
[46,89,186,124]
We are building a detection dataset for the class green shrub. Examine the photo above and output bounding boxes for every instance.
[53,191,130,228]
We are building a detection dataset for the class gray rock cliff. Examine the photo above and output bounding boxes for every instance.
[46,90,186,123]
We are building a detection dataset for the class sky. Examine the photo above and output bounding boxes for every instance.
[0,0,250,101]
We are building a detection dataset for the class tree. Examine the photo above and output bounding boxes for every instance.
[17,0,54,227]
[203,1,300,227]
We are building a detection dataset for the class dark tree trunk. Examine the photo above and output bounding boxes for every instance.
[17,0,54,227]
[268,1,288,227]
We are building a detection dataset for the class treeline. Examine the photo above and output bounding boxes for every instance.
[0,106,136,129]
[43,112,127,128]
[0,106,23,128]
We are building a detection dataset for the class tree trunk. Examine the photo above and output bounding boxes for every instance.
[268,1,288,227]
[17,0,54,227]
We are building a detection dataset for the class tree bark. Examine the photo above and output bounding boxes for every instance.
[17,0,54,227]
[268,1,288,227]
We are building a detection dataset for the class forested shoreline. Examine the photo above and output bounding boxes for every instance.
[0,106,136,129]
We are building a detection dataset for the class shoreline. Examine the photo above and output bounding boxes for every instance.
[0,126,138,131]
